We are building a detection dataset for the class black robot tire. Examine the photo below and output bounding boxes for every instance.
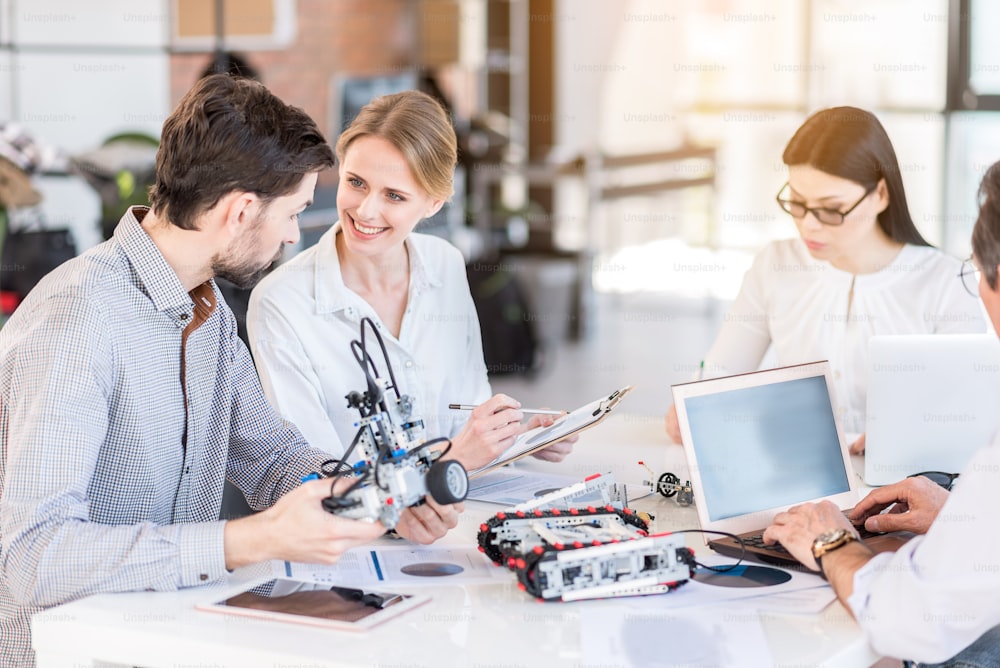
[426,459,469,504]
[657,472,679,498]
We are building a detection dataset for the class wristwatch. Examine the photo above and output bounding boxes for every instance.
[811,528,858,575]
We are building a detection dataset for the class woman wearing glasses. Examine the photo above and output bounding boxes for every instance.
[665,106,985,449]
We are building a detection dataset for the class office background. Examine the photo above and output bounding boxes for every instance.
[0,0,997,418]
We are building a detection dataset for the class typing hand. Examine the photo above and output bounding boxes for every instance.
[848,433,866,455]
[762,500,856,571]
[847,476,948,535]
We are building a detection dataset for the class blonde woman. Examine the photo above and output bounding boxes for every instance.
[248,91,571,513]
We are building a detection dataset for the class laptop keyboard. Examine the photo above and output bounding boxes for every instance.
[741,534,789,554]
[844,512,881,540]
[739,514,879,555]
[853,525,879,540]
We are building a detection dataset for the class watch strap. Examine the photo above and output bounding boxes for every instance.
[814,532,858,578]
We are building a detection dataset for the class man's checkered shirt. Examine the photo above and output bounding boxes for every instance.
[0,207,328,665]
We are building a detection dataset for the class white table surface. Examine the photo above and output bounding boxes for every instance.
[31,414,881,668]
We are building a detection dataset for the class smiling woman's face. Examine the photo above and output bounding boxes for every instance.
[336,135,442,261]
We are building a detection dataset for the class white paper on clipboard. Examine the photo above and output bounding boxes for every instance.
[467,386,633,478]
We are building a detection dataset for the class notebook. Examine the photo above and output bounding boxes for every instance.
[672,361,911,567]
[865,334,1000,486]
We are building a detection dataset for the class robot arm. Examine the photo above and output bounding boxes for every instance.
[317,318,469,529]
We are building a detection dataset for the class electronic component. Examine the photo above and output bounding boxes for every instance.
[476,475,692,601]
[514,472,630,512]
[319,317,469,529]
[478,503,650,566]
[514,531,695,601]
[639,461,694,506]
[477,473,648,564]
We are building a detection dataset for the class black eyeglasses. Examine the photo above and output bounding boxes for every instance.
[908,470,960,491]
[959,256,981,298]
[776,183,876,226]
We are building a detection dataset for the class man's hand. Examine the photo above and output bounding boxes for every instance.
[848,433,866,455]
[394,498,464,544]
[224,478,387,570]
[448,394,524,469]
[762,500,856,571]
[766,500,877,610]
[525,412,577,462]
[848,476,949,535]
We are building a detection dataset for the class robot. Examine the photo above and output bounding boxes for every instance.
[477,474,694,601]
[318,317,469,529]
[514,531,695,601]
[477,473,648,564]
[638,461,694,506]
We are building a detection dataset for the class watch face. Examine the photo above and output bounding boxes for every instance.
[813,528,854,560]
[816,529,845,545]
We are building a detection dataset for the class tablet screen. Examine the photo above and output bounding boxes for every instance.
[196,578,429,631]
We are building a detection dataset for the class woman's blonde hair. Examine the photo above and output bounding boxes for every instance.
[335,90,457,201]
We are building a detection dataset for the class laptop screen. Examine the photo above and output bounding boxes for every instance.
[683,374,850,522]
[865,334,1000,485]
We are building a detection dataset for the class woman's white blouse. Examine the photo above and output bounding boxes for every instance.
[703,239,986,433]
[247,223,491,458]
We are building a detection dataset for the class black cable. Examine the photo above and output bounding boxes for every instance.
[349,340,379,417]
[364,318,400,401]
[665,529,748,572]
[356,317,401,404]
[374,419,395,462]
[373,435,453,493]
[408,436,452,457]
[324,429,366,500]
[373,433,452,492]
[319,458,352,477]
[373,428,392,491]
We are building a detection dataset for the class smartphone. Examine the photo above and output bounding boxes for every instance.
[195,578,430,632]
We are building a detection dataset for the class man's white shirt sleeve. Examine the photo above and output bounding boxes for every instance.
[848,440,1000,663]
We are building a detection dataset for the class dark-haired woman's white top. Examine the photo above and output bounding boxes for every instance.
[701,238,986,434]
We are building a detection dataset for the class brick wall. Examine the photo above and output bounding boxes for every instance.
[169,0,414,186]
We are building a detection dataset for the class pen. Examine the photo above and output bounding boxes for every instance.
[448,403,565,416]
[697,360,705,380]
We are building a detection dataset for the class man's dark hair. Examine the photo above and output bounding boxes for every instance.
[202,51,261,81]
[973,161,1000,290]
[148,74,334,230]
[783,106,930,247]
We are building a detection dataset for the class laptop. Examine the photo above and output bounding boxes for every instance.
[672,361,911,567]
[865,334,1000,486]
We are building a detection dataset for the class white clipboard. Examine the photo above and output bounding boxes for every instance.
[467,386,633,479]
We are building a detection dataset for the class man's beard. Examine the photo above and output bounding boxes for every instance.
[211,216,282,289]
[212,250,280,289]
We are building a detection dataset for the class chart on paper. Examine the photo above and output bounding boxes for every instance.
[279,545,509,587]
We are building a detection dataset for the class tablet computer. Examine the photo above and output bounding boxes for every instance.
[195,578,430,632]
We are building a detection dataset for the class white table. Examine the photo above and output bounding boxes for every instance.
[32,414,881,667]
